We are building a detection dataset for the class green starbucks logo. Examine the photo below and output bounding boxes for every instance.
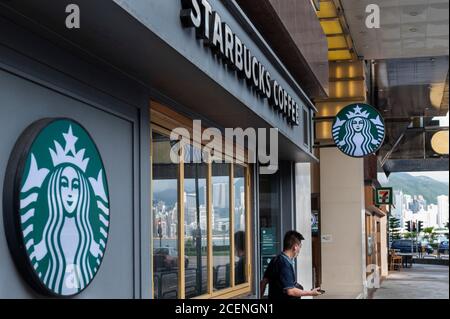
[332,104,385,157]
[3,119,110,296]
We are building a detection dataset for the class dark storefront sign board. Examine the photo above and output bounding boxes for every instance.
[260,227,276,297]
[311,211,319,235]
[261,227,277,256]
[181,0,301,127]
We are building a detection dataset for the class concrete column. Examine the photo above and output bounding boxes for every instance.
[295,163,314,298]
[319,148,367,299]
[380,216,388,278]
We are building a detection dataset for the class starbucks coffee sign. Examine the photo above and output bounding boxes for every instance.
[332,103,385,157]
[3,119,110,296]
[180,0,300,126]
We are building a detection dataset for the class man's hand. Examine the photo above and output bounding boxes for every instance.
[286,286,323,298]
[311,287,323,296]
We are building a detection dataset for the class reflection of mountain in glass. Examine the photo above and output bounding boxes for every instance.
[154,189,177,207]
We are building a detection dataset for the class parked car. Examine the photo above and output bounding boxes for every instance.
[391,240,422,253]
[438,241,449,254]
[424,244,434,254]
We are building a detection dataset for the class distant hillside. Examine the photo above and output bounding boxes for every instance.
[382,173,449,204]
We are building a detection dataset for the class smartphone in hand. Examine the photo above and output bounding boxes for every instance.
[316,288,326,294]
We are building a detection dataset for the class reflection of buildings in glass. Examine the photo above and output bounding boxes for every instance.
[184,187,207,237]
[239,186,245,208]
[167,203,178,238]
[184,192,197,225]
[213,183,228,209]
[185,205,208,238]
[234,186,245,231]
[170,223,177,238]
[214,217,230,232]
[152,199,178,239]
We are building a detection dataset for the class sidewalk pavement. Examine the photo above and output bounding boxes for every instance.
[372,264,449,299]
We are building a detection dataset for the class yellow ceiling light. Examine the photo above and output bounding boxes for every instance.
[327,36,347,49]
[329,50,352,61]
[317,1,337,19]
[431,131,449,155]
[316,0,354,61]
[316,121,333,140]
[321,20,343,35]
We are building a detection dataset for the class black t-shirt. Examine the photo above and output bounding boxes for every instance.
[263,253,298,300]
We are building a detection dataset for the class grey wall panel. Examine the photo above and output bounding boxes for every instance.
[0,0,317,162]
[280,161,295,240]
[0,69,137,298]
[113,0,314,156]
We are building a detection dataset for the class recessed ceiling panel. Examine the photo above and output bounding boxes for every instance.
[341,0,449,59]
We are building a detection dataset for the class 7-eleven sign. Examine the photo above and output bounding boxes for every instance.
[375,187,393,205]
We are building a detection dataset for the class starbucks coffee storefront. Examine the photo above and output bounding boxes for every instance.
[0,0,320,298]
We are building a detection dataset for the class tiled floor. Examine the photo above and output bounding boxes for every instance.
[372,264,449,299]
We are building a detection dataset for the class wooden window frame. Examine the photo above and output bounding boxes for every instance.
[150,101,253,299]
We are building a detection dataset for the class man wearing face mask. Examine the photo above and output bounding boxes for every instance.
[260,231,323,299]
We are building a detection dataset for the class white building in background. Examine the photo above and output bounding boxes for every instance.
[414,206,438,229]
[213,183,228,209]
[437,195,449,228]
[403,194,413,210]
[428,204,439,228]
[393,190,404,225]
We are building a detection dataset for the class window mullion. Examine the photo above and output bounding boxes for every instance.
[207,161,213,295]
[245,167,251,285]
[230,164,235,288]
[178,146,186,299]
[150,127,154,298]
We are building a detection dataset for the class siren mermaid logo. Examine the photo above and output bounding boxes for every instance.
[4,119,110,296]
[332,104,385,157]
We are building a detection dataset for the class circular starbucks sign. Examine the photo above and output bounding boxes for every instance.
[332,103,385,157]
[3,119,110,296]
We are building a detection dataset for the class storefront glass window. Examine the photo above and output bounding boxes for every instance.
[259,173,281,293]
[152,132,179,299]
[212,162,231,291]
[184,145,208,298]
[151,104,252,299]
[234,165,247,285]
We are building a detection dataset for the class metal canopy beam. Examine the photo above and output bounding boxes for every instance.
[383,158,449,173]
